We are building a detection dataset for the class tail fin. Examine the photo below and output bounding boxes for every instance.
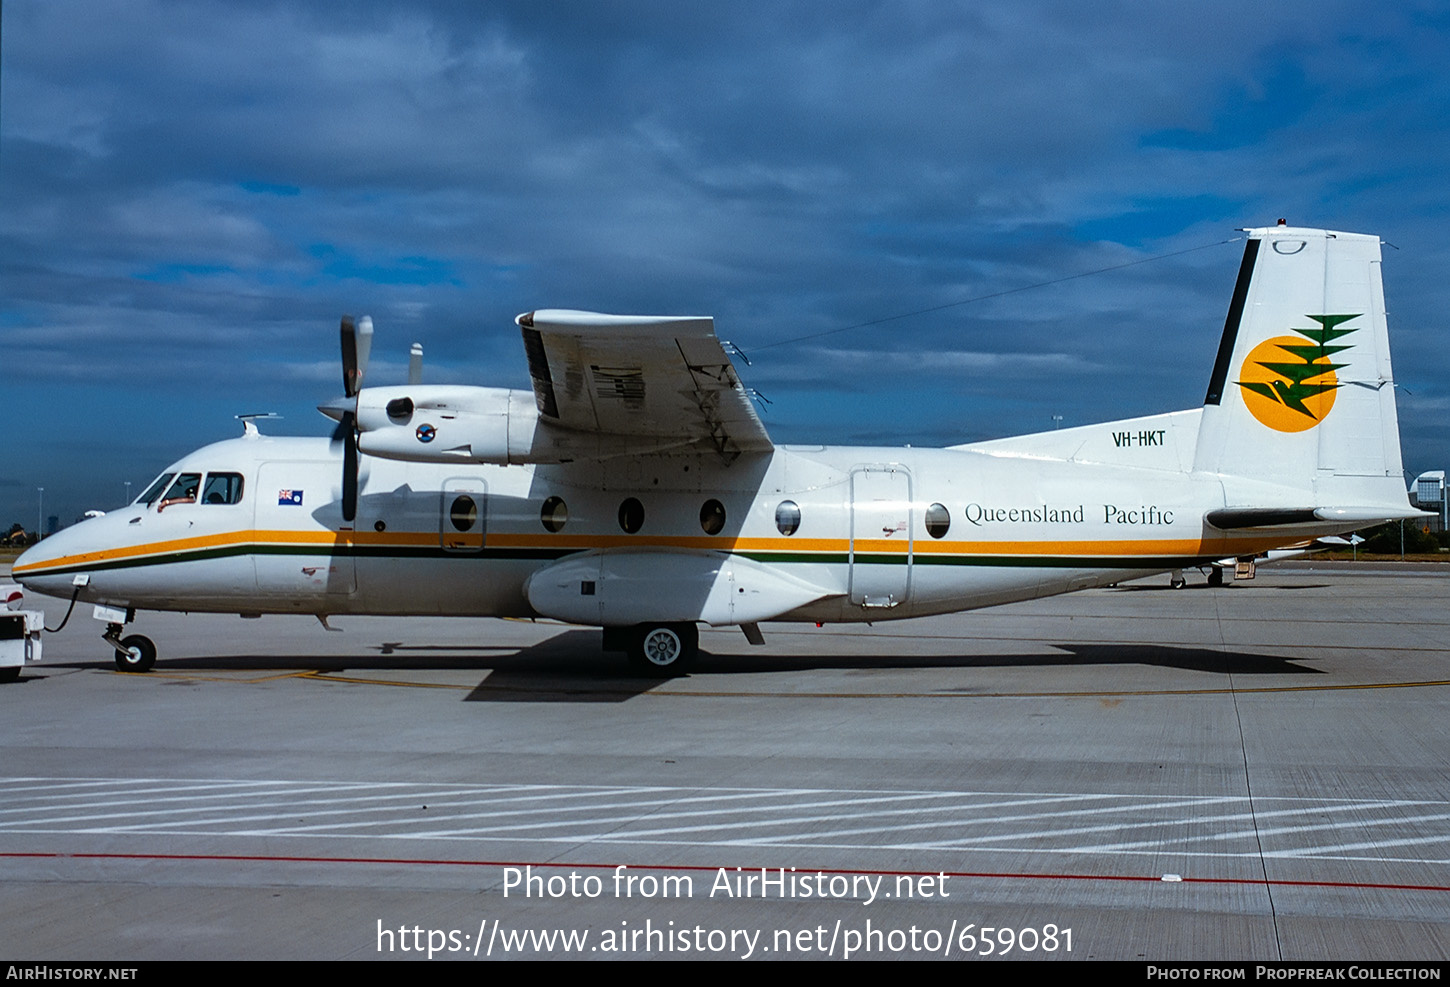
[1193,226,1409,510]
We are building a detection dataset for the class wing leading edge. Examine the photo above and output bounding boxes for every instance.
[516,309,772,458]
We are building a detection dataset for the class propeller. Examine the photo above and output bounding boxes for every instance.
[319,317,419,523]
[329,314,372,522]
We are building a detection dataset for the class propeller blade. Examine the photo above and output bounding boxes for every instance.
[336,313,373,522]
[340,315,359,397]
[342,413,359,522]
[408,343,423,385]
[327,412,350,446]
[356,316,373,391]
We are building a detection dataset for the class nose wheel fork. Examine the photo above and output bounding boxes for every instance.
[102,622,156,673]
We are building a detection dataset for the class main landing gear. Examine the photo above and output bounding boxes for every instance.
[604,622,699,676]
[100,616,155,673]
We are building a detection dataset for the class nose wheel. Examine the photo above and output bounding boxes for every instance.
[103,622,156,673]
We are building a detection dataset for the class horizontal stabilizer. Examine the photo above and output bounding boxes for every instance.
[1207,506,1429,529]
[1205,508,1318,528]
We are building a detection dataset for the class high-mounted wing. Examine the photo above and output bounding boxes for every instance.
[516,309,772,458]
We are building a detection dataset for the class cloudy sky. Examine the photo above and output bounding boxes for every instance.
[3,0,1448,529]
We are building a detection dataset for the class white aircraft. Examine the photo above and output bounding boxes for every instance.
[13,225,1423,675]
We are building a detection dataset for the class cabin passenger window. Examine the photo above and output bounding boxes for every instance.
[540,496,568,532]
[201,472,245,505]
[775,500,801,536]
[700,499,726,535]
[138,472,176,506]
[449,495,478,532]
[925,503,950,539]
[618,497,644,534]
[157,473,201,511]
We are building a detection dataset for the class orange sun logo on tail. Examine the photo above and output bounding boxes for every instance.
[1236,314,1360,433]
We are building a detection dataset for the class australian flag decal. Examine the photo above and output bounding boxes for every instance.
[278,489,304,506]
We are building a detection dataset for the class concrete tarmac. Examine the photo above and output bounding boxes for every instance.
[2,562,1449,961]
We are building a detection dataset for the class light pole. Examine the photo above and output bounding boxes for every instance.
[36,487,43,539]
[124,481,132,506]
[1052,415,1063,430]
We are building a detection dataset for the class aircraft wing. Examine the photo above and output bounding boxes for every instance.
[516,309,772,458]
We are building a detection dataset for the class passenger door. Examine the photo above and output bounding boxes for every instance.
[849,466,913,607]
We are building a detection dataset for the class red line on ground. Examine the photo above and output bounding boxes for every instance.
[5,851,1448,893]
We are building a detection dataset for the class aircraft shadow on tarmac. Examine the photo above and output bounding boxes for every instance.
[43,629,1321,704]
[1106,582,1332,592]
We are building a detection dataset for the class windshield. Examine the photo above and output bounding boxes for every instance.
[158,473,201,509]
[137,472,176,506]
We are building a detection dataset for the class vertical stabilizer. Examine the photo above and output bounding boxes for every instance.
[1193,226,1407,508]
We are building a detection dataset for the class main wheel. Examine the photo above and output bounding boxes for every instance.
[114,634,156,673]
[627,623,698,677]
[1207,567,1225,587]
[0,666,20,683]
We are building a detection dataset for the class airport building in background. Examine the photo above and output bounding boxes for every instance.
[1411,470,1447,532]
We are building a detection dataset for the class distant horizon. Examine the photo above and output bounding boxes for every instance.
[5,2,1449,526]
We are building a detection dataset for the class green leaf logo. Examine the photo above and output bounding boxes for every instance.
[1236,315,1360,432]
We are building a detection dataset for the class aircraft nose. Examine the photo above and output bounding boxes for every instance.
[13,540,47,580]
[11,522,92,599]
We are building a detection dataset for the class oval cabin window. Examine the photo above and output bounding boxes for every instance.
[540,496,568,533]
[775,500,801,536]
[925,503,950,538]
[449,495,478,532]
[700,499,726,535]
[618,497,644,534]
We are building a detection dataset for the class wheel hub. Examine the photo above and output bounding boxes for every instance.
[643,628,682,665]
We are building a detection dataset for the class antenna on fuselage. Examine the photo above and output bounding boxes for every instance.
[235,412,281,437]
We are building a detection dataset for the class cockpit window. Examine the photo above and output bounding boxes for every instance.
[201,472,244,505]
[138,472,176,506]
[157,473,201,511]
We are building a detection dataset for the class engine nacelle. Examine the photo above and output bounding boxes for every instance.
[355,385,541,464]
[354,385,713,464]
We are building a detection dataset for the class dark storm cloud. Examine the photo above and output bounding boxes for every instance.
[3,0,1449,523]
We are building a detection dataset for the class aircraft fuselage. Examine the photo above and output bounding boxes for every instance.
[15,425,1325,624]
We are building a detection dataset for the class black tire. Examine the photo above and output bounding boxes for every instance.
[627,623,698,677]
[1207,567,1225,587]
[0,666,20,683]
[114,634,156,673]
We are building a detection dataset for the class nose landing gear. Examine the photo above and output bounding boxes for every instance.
[101,618,156,673]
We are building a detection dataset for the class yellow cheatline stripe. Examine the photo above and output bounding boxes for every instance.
[16,524,1279,576]
[15,527,435,574]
